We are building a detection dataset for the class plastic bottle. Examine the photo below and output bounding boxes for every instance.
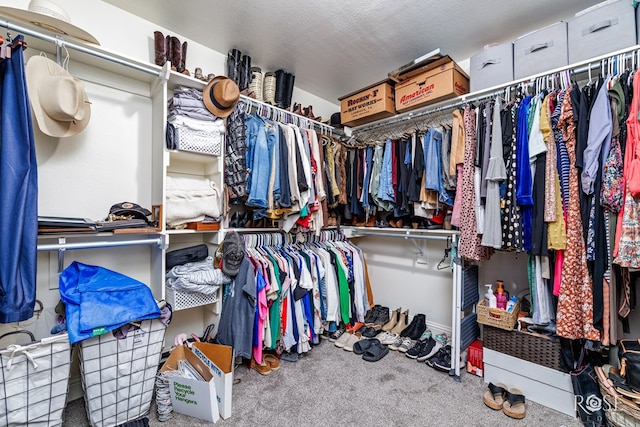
[484,284,497,308]
[506,296,518,313]
[495,281,507,310]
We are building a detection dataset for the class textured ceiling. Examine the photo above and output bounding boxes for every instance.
[105,0,603,103]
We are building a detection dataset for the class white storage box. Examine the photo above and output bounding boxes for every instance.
[514,21,568,79]
[470,43,514,92]
[568,0,640,64]
[483,348,576,417]
[79,318,167,427]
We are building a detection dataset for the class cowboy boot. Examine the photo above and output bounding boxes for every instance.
[239,55,251,91]
[169,36,182,72]
[153,31,167,66]
[226,49,241,85]
[274,69,286,108]
[284,72,295,110]
[180,41,188,75]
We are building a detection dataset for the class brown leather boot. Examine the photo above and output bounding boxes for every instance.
[153,31,167,66]
[169,36,182,72]
[180,41,189,75]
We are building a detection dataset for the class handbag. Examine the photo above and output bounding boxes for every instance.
[619,339,640,392]
[571,348,606,426]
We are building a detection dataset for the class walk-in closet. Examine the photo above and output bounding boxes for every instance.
[1,1,639,426]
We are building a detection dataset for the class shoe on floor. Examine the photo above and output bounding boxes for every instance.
[429,345,452,371]
[280,352,298,362]
[343,333,361,352]
[502,388,526,419]
[362,340,389,362]
[328,327,345,342]
[398,337,415,353]
[405,331,432,359]
[419,333,447,362]
[250,357,271,375]
[263,353,280,371]
[379,332,399,346]
[382,307,400,332]
[388,334,405,351]
[483,382,508,410]
[334,331,353,348]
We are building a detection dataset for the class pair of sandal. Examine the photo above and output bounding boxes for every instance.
[483,382,526,419]
[353,338,388,362]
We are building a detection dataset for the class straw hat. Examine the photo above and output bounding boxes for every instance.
[0,0,99,45]
[203,76,240,118]
[26,55,91,137]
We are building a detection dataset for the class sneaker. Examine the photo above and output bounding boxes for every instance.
[406,331,432,359]
[398,337,415,353]
[428,345,452,372]
[377,331,399,345]
[388,335,405,351]
[328,328,345,342]
[419,333,448,363]
[334,331,353,348]
[415,337,437,362]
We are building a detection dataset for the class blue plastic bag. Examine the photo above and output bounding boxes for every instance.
[59,261,160,344]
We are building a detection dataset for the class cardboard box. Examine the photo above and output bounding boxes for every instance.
[191,342,234,420]
[339,80,396,127]
[159,345,220,423]
[394,60,469,112]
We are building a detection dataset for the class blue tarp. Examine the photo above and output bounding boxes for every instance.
[59,261,160,344]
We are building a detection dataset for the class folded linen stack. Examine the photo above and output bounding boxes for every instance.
[165,174,221,228]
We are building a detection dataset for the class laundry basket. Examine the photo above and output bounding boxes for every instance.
[0,331,71,427]
[79,318,166,427]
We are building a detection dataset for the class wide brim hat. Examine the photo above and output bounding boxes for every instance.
[203,76,240,118]
[26,55,91,137]
[0,0,100,45]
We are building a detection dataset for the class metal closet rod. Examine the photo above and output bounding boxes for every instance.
[0,18,163,77]
[239,94,341,135]
[352,44,640,133]
[351,230,453,241]
[37,237,164,252]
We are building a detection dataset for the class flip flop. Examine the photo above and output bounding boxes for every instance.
[354,338,379,355]
[362,341,389,362]
[482,382,507,410]
[502,388,526,419]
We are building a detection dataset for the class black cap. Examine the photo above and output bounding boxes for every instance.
[109,202,152,222]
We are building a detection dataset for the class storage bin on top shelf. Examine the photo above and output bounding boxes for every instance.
[567,0,640,64]
[470,42,514,92]
[338,79,396,127]
[513,21,568,80]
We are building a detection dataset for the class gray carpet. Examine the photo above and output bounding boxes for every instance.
[63,339,582,427]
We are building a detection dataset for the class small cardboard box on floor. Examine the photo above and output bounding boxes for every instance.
[394,57,469,112]
[191,342,234,420]
[159,345,220,423]
[338,79,396,127]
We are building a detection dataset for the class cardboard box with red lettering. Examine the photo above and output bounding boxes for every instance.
[394,59,469,112]
[338,79,396,127]
[159,345,220,423]
[191,342,234,419]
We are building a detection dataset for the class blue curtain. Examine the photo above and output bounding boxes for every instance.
[0,35,38,323]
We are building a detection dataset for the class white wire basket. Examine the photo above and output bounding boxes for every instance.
[0,332,71,427]
[165,286,218,311]
[173,125,222,156]
[79,318,166,427]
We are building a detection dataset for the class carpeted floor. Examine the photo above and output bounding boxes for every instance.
[64,338,582,427]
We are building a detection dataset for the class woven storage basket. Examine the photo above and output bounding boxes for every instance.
[598,372,640,425]
[476,299,519,331]
[483,325,562,371]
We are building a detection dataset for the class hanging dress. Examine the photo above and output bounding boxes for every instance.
[500,102,523,251]
[556,85,600,341]
[459,105,494,261]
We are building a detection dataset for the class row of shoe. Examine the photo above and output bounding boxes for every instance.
[347,211,453,230]
[228,211,279,229]
[153,31,189,75]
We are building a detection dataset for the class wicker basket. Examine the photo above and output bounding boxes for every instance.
[597,370,640,425]
[476,299,519,331]
[483,325,562,371]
